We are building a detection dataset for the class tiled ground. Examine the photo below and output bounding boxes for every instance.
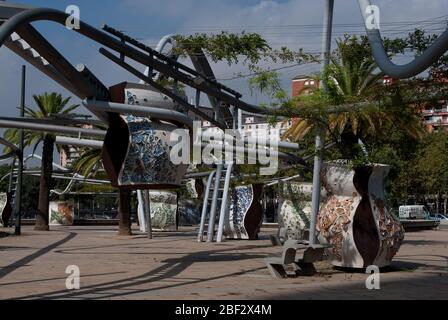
[0,226,447,300]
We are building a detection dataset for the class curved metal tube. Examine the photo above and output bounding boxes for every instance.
[0,7,281,117]
[141,34,176,83]
[55,136,103,149]
[0,117,106,138]
[22,154,109,195]
[23,154,70,172]
[359,0,448,78]
[0,137,19,154]
[83,100,193,129]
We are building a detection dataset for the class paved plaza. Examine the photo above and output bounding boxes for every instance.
[0,226,447,300]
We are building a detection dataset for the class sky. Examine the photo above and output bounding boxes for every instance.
[0,0,447,160]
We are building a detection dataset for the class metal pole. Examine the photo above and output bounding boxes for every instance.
[216,162,234,243]
[309,0,334,245]
[14,65,25,235]
[144,191,152,239]
[207,164,223,242]
[198,171,216,242]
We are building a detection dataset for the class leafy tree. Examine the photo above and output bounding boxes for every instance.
[282,35,424,160]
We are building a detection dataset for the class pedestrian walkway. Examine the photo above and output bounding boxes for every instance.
[0,226,446,300]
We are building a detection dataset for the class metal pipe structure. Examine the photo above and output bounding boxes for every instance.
[0,137,19,154]
[83,100,193,129]
[358,0,448,79]
[98,47,226,130]
[216,162,234,243]
[23,154,70,172]
[207,164,223,242]
[201,130,300,151]
[198,170,216,242]
[0,117,106,138]
[14,64,25,235]
[55,136,103,149]
[141,34,176,83]
[309,0,334,246]
[25,173,109,184]
[0,4,410,125]
[0,7,280,117]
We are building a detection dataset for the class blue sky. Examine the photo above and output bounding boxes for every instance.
[0,0,447,160]
[1,0,447,113]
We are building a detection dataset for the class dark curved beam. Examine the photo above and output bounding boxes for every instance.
[0,7,281,117]
[359,0,448,79]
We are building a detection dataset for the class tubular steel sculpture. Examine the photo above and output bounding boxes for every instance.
[1,1,447,252]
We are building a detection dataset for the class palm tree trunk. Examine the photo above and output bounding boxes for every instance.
[35,135,55,231]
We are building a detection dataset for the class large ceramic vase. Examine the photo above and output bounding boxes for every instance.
[149,191,178,231]
[0,192,12,227]
[278,183,327,242]
[103,82,188,190]
[316,162,404,269]
[49,202,75,226]
[178,179,204,226]
[224,184,264,240]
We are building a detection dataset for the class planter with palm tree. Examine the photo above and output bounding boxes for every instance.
[282,36,422,268]
[316,161,404,268]
[4,93,78,231]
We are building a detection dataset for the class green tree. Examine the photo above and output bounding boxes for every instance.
[3,92,78,231]
[282,35,423,160]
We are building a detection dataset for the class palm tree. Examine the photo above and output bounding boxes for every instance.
[283,36,424,158]
[4,92,78,231]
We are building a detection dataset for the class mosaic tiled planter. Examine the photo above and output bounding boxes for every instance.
[224,184,264,240]
[316,162,404,269]
[102,114,188,190]
[149,191,178,231]
[49,202,75,226]
[0,192,12,227]
[278,183,327,241]
[137,190,178,232]
[104,83,188,190]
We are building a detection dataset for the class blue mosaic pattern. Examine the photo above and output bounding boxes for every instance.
[227,185,253,239]
[118,114,185,187]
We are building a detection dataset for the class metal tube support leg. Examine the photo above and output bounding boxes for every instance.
[207,165,223,242]
[198,171,216,242]
[309,129,324,245]
[14,65,25,235]
[137,190,145,232]
[144,190,152,239]
[216,163,234,243]
[309,0,334,245]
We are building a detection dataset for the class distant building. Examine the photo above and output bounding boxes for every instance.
[423,102,448,132]
[60,146,81,168]
[59,124,93,168]
[292,75,320,97]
